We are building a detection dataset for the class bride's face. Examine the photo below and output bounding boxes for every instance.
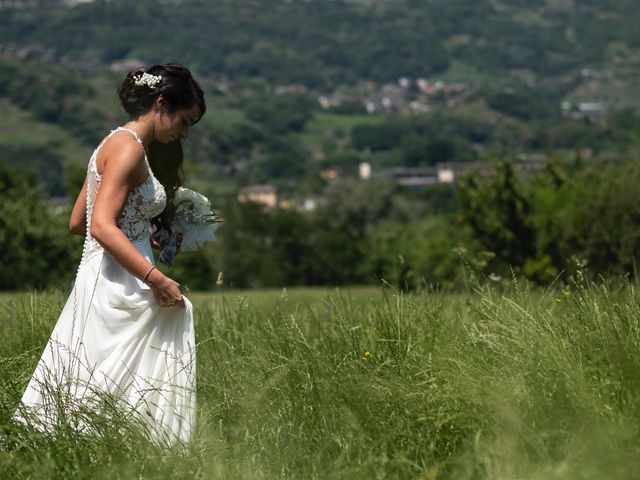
[155,102,201,144]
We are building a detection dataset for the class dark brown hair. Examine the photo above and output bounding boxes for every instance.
[118,64,205,235]
[147,140,184,235]
[118,63,205,121]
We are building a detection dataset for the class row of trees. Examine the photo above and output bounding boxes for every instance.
[458,158,640,283]
[187,158,640,290]
[5,155,639,291]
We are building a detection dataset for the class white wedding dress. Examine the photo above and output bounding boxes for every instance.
[15,127,196,447]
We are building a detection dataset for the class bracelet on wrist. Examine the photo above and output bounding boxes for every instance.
[142,266,156,284]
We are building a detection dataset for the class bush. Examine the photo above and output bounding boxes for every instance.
[0,165,80,290]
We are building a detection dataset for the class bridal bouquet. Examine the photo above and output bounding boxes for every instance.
[156,187,222,266]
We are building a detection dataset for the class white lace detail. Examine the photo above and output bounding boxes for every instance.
[79,127,167,267]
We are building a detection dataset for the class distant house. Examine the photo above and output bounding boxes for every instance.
[359,162,371,180]
[576,102,607,123]
[436,162,492,183]
[378,167,438,187]
[320,166,340,180]
[437,159,546,183]
[317,92,354,109]
[409,100,430,113]
[377,159,546,188]
[562,100,608,123]
[238,185,279,209]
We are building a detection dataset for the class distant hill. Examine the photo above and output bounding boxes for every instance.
[3,0,640,87]
[4,0,640,198]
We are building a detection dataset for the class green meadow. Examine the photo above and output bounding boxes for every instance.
[1,282,640,479]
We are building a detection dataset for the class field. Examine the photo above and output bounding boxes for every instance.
[1,282,640,479]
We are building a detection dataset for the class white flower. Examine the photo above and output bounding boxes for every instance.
[134,72,162,89]
[174,187,218,224]
[157,188,221,265]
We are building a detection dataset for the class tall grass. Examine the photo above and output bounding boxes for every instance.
[1,282,640,479]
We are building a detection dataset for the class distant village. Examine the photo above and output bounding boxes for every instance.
[0,44,608,213]
[0,41,609,123]
[238,154,548,212]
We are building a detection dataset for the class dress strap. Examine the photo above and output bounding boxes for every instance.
[113,127,151,169]
[90,127,150,179]
[115,126,145,147]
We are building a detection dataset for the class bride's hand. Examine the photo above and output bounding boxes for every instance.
[145,269,184,308]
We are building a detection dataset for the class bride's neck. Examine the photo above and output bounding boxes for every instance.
[124,114,155,147]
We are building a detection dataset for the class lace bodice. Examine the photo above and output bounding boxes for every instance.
[80,127,167,265]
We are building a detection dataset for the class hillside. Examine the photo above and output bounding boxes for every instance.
[4,0,640,201]
[3,0,640,87]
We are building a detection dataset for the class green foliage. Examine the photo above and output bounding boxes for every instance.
[0,144,66,196]
[350,115,484,166]
[399,133,429,165]
[252,137,310,180]
[351,122,406,152]
[0,165,80,290]
[456,158,640,283]
[485,86,558,121]
[6,0,640,87]
[211,201,314,288]
[0,58,105,144]
[244,94,316,135]
[176,179,460,290]
[309,179,414,285]
[457,161,537,271]
[364,216,478,290]
[534,161,640,277]
[0,0,450,87]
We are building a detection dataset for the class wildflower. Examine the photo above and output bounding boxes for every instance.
[562,290,572,297]
[425,466,438,480]
[363,351,371,359]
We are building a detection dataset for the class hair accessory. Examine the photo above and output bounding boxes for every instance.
[134,72,162,89]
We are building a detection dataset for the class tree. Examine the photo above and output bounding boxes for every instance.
[534,162,640,277]
[244,94,316,134]
[457,161,536,271]
[351,123,405,152]
[309,178,412,284]
[0,164,80,290]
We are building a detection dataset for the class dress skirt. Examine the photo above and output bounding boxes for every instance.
[16,239,196,447]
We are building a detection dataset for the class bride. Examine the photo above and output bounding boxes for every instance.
[15,64,206,447]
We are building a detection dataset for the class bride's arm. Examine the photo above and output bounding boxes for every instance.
[69,177,88,235]
[90,140,184,308]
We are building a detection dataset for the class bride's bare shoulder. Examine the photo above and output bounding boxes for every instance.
[95,131,146,180]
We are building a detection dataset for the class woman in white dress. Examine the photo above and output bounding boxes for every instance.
[15,64,206,447]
